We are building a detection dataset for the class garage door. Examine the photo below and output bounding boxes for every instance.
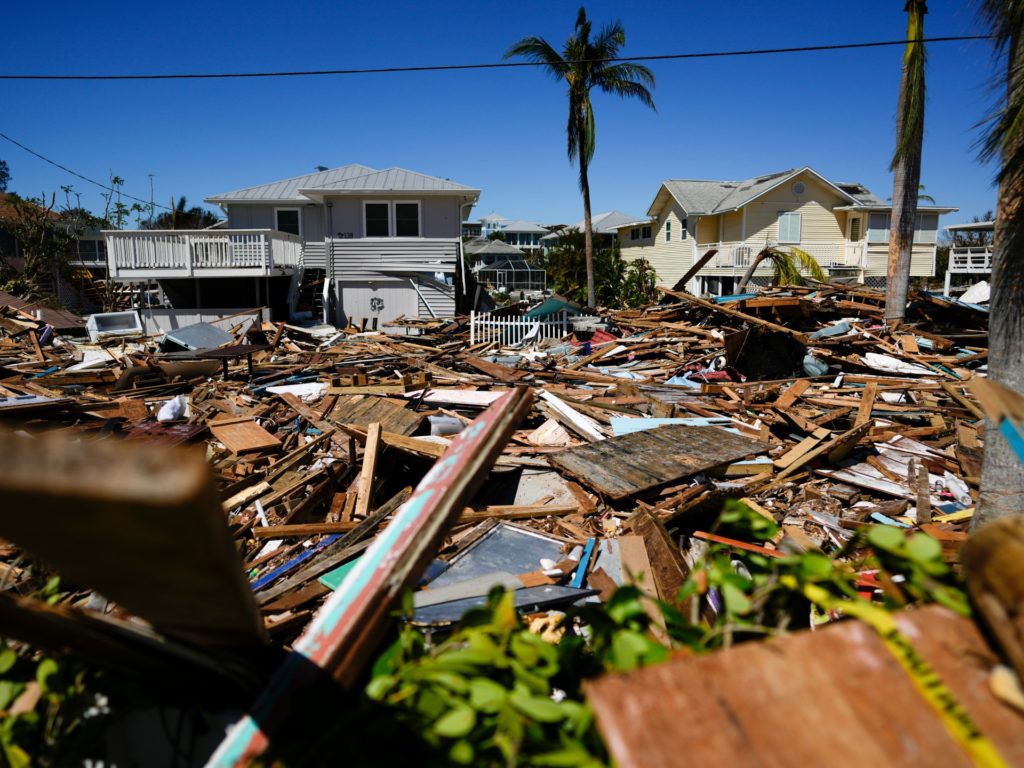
[336,280,420,328]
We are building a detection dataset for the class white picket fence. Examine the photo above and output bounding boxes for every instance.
[469,310,599,346]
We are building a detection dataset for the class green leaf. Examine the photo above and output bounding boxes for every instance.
[0,681,24,711]
[35,658,58,692]
[365,674,396,701]
[799,553,834,581]
[433,704,477,738]
[448,739,475,764]
[868,525,906,553]
[906,533,942,564]
[509,691,566,723]
[2,742,31,768]
[419,670,469,694]
[469,677,507,713]
[0,649,16,675]
[720,581,752,615]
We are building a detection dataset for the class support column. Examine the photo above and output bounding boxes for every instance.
[944,270,951,297]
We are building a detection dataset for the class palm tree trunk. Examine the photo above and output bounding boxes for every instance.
[580,154,596,308]
[737,249,771,292]
[885,2,926,328]
[976,22,1024,527]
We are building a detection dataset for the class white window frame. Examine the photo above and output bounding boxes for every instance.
[665,221,672,242]
[393,200,422,238]
[362,200,422,238]
[778,212,801,244]
[274,207,303,237]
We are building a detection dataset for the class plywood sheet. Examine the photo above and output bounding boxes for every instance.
[209,416,281,454]
[548,424,766,499]
[586,606,1024,768]
[332,394,422,436]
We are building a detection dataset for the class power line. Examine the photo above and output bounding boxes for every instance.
[0,36,991,81]
[0,130,171,210]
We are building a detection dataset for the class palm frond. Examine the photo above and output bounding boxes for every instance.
[595,61,656,89]
[782,247,828,284]
[503,37,569,80]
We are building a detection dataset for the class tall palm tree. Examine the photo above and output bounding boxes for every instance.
[885,1,928,328]
[974,1,1024,526]
[506,7,655,308]
[736,247,827,292]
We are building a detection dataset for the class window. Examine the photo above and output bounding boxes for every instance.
[867,213,937,244]
[395,203,420,236]
[365,203,390,237]
[642,225,652,239]
[275,208,301,236]
[630,227,640,241]
[666,221,672,242]
[850,217,862,242]
[868,213,889,243]
[914,213,938,244]
[778,212,801,243]
[680,219,687,239]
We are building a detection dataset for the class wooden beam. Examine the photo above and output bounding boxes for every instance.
[353,422,382,519]
[855,381,878,427]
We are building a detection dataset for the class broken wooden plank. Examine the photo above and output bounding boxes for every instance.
[549,424,767,500]
[353,422,382,519]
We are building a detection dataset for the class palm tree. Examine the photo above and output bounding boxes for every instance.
[736,247,827,292]
[974,1,1024,526]
[149,196,219,230]
[884,1,928,328]
[506,7,655,308]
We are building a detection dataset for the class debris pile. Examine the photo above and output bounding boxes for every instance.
[0,282,1019,765]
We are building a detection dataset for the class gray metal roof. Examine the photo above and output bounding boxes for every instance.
[300,167,479,194]
[497,219,548,233]
[206,164,377,202]
[463,237,524,256]
[651,168,867,216]
[207,164,478,203]
[540,210,641,240]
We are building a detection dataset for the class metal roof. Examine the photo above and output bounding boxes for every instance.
[497,219,548,233]
[946,220,995,231]
[206,164,377,202]
[540,210,641,240]
[207,164,479,203]
[463,237,524,256]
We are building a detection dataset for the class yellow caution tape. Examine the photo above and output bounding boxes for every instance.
[798,582,1008,768]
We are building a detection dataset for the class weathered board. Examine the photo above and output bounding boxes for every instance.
[209,416,281,454]
[330,394,422,436]
[586,606,1024,768]
[548,424,767,499]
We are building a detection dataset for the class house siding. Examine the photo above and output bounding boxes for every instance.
[696,215,719,244]
[621,200,694,287]
[865,245,935,277]
[742,173,846,244]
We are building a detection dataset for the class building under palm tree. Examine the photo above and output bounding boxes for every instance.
[619,167,957,296]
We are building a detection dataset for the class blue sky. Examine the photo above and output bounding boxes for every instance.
[0,1,1003,227]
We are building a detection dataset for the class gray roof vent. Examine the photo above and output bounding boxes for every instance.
[792,181,806,195]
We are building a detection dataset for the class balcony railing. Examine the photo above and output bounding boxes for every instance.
[699,241,866,271]
[949,246,993,273]
[104,229,303,277]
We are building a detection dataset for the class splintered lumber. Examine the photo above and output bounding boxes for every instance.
[208,386,534,767]
[548,424,767,500]
[0,432,266,648]
[775,421,872,481]
[623,510,692,613]
[585,606,1024,768]
[209,416,281,454]
[538,389,605,441]
[671,248,719,291]
[658,286,810,342]
[855,381,878,427]
[353,422,382,519]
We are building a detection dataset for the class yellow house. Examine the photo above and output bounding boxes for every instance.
[618,167,957,296]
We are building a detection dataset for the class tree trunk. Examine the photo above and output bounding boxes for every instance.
[976,22,1024,527]
[884,4,926,328]
[580,153,595,309]
[737,249,771,292]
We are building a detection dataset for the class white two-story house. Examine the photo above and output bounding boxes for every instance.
[104,164,480,326]
[619,167,957,296]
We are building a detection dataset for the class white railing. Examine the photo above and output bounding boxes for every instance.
[698,241,866,271]
[949,246,993,273]
[104,229,303,276]
[470,310,599,346]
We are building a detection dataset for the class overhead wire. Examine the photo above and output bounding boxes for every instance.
[0,36,992,81]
